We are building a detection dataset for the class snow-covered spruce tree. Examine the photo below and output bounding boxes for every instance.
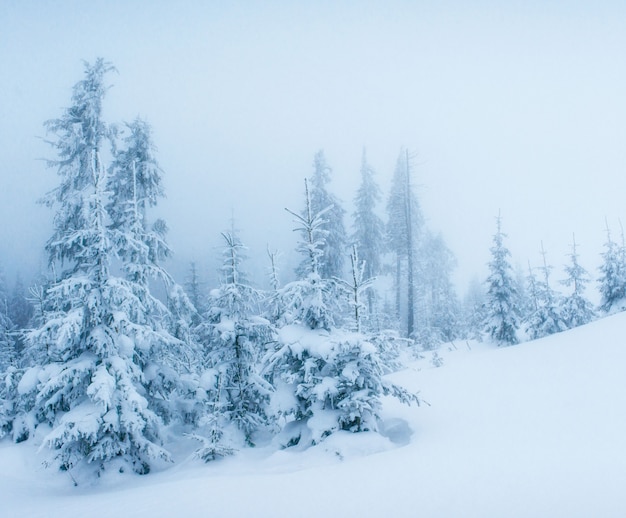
[352,149,385,320]
[0,366,21,439]
[266,198,418,446]
[0,269,18,438]
[524,243,567,340]
[196,231,274,451]
[597,221,626,313]
[559,235,595,329]
[0,271,24,440]
[166,267,204,426]
[108,117,169,285]
[281,179,337,331]
[19,59,169,476]
[266,328,419,446]
[0,270,25,439]
[0,315,19,438]
[483,214,521,345]
[0,268,16,371]
[386,149,424,338]
[166,284,200,374]
[301,150,347,280]
[108,116,196,425]
[335,245,404,371]
[335,245,373,334]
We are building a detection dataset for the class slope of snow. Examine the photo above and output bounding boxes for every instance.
[2,313,626,517]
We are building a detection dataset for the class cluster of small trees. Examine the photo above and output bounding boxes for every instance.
[481,214,626,346]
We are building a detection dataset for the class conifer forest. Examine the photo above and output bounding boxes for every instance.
[1,57,624,485]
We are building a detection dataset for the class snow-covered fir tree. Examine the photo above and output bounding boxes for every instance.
[351,149,385,319]
[302,150,347,280]
[597,221,626,313]
[265,327,418,446]
[483,214,521,345]
[196,231,274,449]
[17,59,171,476]
[386,149,423,338]
[559,235,595,329]
[334,245,373,333]
[108,117,169,282]
[0,321,14,374]
[281,179,338,331]
[0,269,31,438]
[108,116,195,424]
[524,243,567,340]
[0,274,16,372]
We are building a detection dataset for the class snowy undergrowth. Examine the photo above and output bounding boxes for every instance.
[2,313,626,517]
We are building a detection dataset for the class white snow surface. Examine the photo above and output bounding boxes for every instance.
[2,313,626,517]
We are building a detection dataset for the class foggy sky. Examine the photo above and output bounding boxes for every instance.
[2,1,626,295]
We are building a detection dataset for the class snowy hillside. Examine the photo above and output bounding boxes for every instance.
[2,312,625,518]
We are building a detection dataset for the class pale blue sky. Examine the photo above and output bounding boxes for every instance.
[2,1,626,291]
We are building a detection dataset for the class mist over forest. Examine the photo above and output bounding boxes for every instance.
[3,2,626,295]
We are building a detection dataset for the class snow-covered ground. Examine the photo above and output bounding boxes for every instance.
[3,313,626,517]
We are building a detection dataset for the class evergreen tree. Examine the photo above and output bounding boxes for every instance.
[108,116,193,424]
[108,117,169,285]
[0,316,14,372]
[282,179,337,331]
[335,245,373,333]
[483,214,520,345]
[1,271,32,440]
[386,149,423,338]
[560,235,595,328]
[303,150,347,279]
[597,221,626,313]
[352,149,385,317]
[197,231,274,447]
[0,267,16,371]
[19,59,170,476]
[524,243,567,340]
[265,329,419,446]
